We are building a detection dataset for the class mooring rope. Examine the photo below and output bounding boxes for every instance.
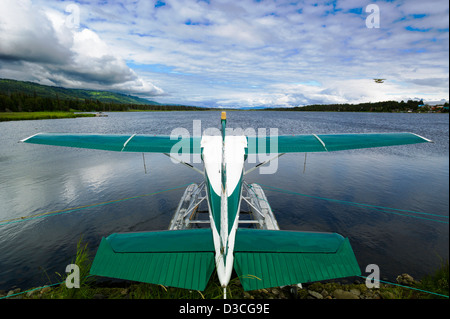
[0,183,193,227]
[258,183,449,224]
[0,279,65,299]
[2,274,447,299]
[358,275,449,299]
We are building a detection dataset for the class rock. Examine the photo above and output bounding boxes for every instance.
[40,287,51,294]
[396,274,415,286]
[349,288,361,297]
[289,286,298,298]
[332,289,359,299]
[367,289,382,299]
[27,289,39,297]
[320,289,330,298]
[7,288,20,297]
[308,290,323,299]
[380,291,396,299]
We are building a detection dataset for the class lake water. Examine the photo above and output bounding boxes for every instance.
[0,111,448,291]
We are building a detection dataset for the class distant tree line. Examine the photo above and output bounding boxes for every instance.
[1,90,446,113]
[0,91,209,112]
[268,100,429,112]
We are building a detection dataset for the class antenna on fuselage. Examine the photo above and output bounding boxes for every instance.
[221,111,227,191]
[221,111,226,141]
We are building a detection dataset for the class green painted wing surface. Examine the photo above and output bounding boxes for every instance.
[233,229,361,291]
[246,132,432,154]
[107,229,214,253]
[22,132,430,154]
[234,229,346,253]
[89,229,215,291]
[21,133,202,153]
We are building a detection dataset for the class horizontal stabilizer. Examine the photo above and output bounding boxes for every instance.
[107,229,214,253]
[233,229,361,291]
[89,229,215,291]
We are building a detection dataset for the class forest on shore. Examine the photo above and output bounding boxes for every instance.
[0,78,208,112]
[0,91,208,112]
[265,100,448,113]
[1,78,448,114]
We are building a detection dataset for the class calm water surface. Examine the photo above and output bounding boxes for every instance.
[0,111,448,291]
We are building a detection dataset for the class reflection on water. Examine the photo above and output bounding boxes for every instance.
[0,112,448,290]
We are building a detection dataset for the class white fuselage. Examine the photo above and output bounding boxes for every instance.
[201,135,247,288]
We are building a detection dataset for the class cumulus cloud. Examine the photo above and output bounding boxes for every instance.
[0,0,163,96]
[119,0,448,106]
[1,0,448,107]
[0,0,70,64]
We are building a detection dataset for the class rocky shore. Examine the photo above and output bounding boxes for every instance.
[1,273,442,300]
[245,274,421,300]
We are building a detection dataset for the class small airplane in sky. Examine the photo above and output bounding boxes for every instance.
[373,78,386,83]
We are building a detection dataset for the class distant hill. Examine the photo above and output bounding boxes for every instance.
[0,78,210,112]
[0,78,159,105]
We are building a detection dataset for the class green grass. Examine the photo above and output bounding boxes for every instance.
[55,238,95,299]
[18,238,253,300]
[415,258,449,299]
[0,112,95,122]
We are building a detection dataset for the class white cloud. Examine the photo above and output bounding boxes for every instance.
[0,0,70,64]
[0,0,163,96]
[1,0,448,107]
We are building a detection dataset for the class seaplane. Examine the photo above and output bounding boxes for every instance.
[20,112,432,297]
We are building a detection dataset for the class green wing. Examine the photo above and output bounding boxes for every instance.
[21,133,202,154]
[246,132,432,154]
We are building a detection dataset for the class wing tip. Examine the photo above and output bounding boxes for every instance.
[19,133,43,143]
[411,133,434,143]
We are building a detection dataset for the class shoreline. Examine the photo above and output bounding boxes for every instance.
[1,110,448,123]
[0,112,96,122]
[1,272,447,300]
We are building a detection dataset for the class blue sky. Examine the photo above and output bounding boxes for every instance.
[0,0,448,107]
